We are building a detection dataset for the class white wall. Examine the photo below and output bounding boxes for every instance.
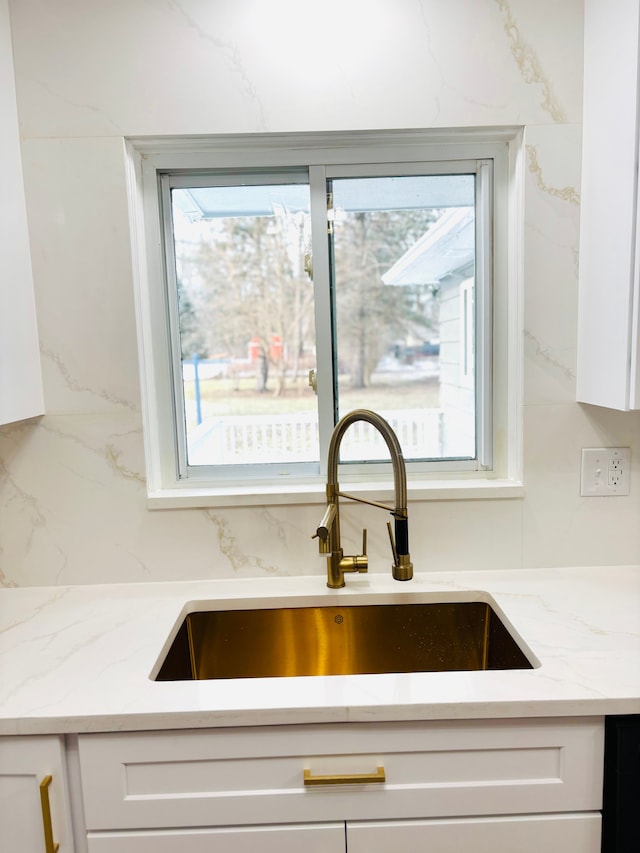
[1,0,638,586]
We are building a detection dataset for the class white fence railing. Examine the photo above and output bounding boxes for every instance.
[187,410,445,466]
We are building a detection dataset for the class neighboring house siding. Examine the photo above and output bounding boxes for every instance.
[438,273,475,458]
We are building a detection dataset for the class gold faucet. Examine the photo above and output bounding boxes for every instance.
[313,409,413,589]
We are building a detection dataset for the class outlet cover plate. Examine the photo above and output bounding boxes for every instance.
[580,447,631,496]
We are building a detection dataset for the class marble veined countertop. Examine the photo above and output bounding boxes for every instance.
[1,566,639,735]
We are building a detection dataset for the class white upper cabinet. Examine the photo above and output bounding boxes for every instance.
[577,0,640,410]
[0,0,44,425]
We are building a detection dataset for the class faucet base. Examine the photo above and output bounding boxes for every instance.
[327,552,368,588]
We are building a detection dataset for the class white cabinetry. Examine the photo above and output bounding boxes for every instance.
[577,0,640,410]
[347,814,601,851]
[0,735,75,853]
[77,717,603,853]
[0,0,44,425]
[84,825,344,853]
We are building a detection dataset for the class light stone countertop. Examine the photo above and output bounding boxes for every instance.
[0,566,639,735]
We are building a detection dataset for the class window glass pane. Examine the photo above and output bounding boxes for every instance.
[329,174,476,463]
[171,182,318,467]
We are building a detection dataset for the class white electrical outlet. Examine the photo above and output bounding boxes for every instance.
[580,447,631,496]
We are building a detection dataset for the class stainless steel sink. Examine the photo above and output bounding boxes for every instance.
[155,601,533,681]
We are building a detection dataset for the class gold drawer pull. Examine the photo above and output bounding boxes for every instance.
[304,765,386,786]
[39,776,60,853]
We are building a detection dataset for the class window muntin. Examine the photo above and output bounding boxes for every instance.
[161,160,491,482]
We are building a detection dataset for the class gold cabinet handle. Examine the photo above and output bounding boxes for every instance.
[39,776,60,853]
[304,765,386,786]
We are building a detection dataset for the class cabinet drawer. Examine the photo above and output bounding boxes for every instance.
[348,813,602,852]
[77,717,603,831]
[86,823,345,853]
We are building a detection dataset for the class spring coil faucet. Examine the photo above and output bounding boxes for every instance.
[313,409,413,589]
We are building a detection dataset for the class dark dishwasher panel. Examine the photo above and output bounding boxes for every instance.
[602,715,640,853]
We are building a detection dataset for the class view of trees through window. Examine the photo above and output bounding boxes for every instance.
[170,172,476,468]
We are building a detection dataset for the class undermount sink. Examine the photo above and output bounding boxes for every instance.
[154,600,534,681]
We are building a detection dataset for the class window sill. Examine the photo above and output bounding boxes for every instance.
[147,478,524,509]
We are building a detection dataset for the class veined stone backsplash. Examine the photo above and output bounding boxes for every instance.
[1,0,638,586]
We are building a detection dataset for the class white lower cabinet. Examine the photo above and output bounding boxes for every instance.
[0,735,75,853]
[76,716,604,853]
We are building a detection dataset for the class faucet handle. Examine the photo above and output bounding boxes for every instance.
[362,528,367,556]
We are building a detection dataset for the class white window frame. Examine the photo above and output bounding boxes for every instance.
[125,129,524,508]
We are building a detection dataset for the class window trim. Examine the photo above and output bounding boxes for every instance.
[124,129,524,508]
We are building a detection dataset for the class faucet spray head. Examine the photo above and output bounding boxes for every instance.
[387,520,413,581]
